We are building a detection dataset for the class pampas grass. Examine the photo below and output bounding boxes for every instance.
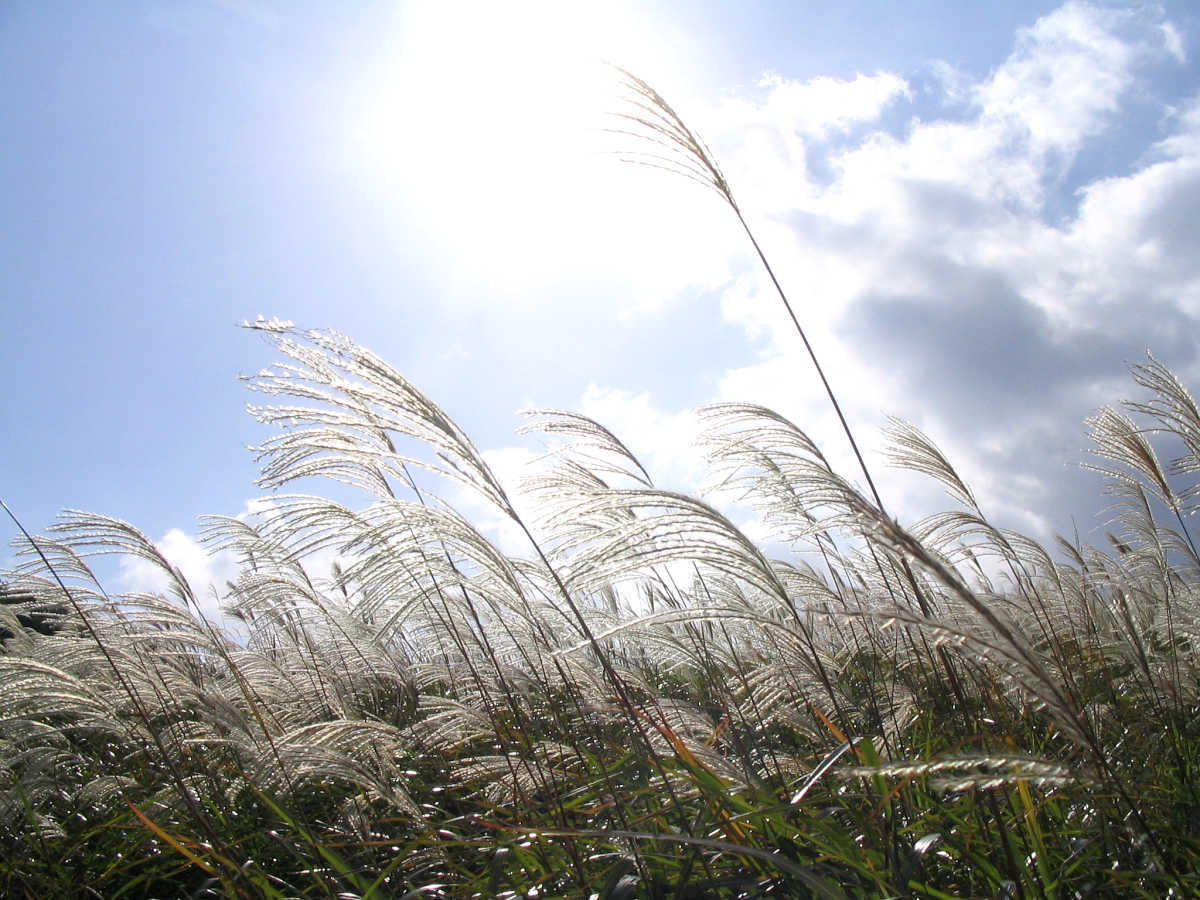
[4,76,1200,898]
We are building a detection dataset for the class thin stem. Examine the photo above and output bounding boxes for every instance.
[730,207,888,515]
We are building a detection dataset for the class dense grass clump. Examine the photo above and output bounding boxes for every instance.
[4,77,1200,898]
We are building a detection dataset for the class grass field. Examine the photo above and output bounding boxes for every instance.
[3,74,1199,899]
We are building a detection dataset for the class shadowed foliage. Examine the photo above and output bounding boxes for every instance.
[0,582,65,641]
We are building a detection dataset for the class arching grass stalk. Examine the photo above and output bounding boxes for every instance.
[611,69,951,670]
[611,69,886,517]
[604,82,1200,886]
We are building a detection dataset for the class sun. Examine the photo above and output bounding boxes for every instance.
[337,0,698,288]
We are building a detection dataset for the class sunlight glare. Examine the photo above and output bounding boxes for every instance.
[341,0,705,292]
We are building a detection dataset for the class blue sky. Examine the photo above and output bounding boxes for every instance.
[4,1,1200,601]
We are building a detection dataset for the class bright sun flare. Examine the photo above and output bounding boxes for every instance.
[341,1,699,283]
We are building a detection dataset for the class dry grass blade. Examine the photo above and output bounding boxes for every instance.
[1129,352,1200,472]
[884,417,978,512]
[845,755,1081,792]
[243,323,516,515]
[519,408,653,487]
[610,67,735,207]
[1085,407,1176,509]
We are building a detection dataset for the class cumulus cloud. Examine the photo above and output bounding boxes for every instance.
[975,2,1135,162]
[751,70,911,138]
[562,1,1200,545]
[469,446,545,553]
[577,385,706,489]
[317,0,1200,554]
[113,496,365,633]
[1161,21,1187,64]
[116,527,240,625]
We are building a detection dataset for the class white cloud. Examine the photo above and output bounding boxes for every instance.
[113,497,372,634]
[577,385,706,489]
[116,527,239,625]
[743,71,910,140]
[474,446,545,553]
[975,2,1135,160]
[1161,21,1187,64]
[1156,94,1200,159]
[558,2,1200,546]
[451,391,706,552]
[318,0,1200,552]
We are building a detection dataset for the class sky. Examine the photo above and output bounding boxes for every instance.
[4,1,1200,609]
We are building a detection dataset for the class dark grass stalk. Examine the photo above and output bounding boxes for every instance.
[480,466,707,840]
[682,564,794,786]
[611,73,996,773]
[394,467,666,885]
[385,460,598,832]
[395,463,676,890]
[613,69,938,614]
